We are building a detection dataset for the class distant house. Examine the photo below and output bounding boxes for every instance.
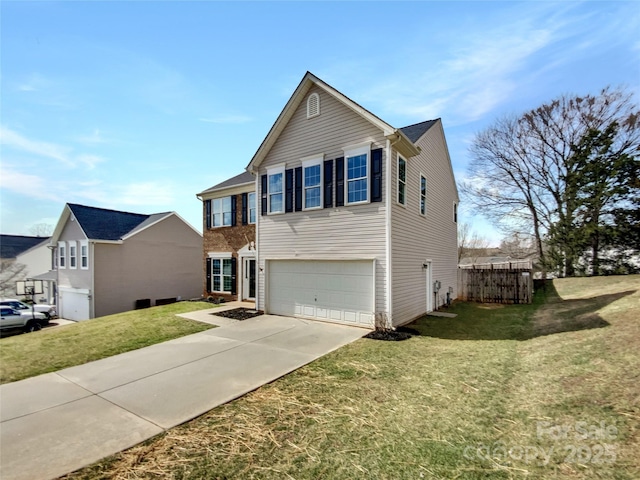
[0,235,53,302]
[49,203,202,321]
[238,72,458,328]
[196,171,256,302]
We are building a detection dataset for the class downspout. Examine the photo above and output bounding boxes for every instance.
[385,138,393,328]
[249,166,261,311]
[90,241,95,319]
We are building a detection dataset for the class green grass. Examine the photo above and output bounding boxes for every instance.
[0,302,214,384]
[63,275,640,479]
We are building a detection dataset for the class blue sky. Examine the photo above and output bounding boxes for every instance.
[1,1,638,245]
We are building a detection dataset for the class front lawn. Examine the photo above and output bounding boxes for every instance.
[62,275,640,479]
[0,302,214,384]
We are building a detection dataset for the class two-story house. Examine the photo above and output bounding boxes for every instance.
[196,171,257,302]
[246,72,459,328]
[49,203,202,321]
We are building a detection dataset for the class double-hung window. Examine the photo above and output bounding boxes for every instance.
[344,144,370,205]
[80,241,89,269]
[69,241,77,269]
[211,258,233,292]
[248,192,256,224]
[398,157,407,205]
[302,156,322,209]
[420,174,427,216]
[267,166,284,214]
[58,242,66,269]
[212,197,233,227]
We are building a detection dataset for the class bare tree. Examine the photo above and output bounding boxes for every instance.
[463,86,640,277]
[0,260,27,298]
[28,223,54,237]
[458,222,491,263]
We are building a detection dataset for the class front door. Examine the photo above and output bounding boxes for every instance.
[243,258,256,300]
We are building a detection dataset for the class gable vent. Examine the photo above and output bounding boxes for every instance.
[307,92,320,118]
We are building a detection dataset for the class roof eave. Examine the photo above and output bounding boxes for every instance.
[386,130,421,158]
[196,180,255,199]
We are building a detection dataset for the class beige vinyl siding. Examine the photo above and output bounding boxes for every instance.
[57,219,92,290]
[258,85,388,316]
[390,120,458,326]
[93,214,202,318]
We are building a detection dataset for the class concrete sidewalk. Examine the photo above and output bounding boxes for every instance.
[0,310,367,480]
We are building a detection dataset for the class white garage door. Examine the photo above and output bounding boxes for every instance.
[268,260,374,326]
[59,287,91,321]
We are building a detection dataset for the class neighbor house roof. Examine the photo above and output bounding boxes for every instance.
[247,72,421,173]
[197,171,254,197]
[400,120,439,143]
[0,235,49,259]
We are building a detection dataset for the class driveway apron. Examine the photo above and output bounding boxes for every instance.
[0,314,367,480]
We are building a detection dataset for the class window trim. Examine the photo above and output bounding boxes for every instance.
[397,156,407,206]
[68,241,77,269]
[58,242,66,269]
[211,196,233,227]
[302,155,323,210]
[248,192,257,224]
[420,174,427,216]
[343,143,371,206]
[267,165,285,214]
[208,252,233,293]
[80,240,89,269]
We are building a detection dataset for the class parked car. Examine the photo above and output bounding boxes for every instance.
[0,299,56,321]
[0,306,46,333]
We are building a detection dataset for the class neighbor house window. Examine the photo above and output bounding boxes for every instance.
[69,241,77,269]
[302,157,322,209]
[344,144,370,205]
[454,202,458,223]
[267,166,284,214]
[212,197,233,227]
[398,157,407,205]
[58,242,66,269]
[248,192,257,224]
[211,258,233,292]
[420,175,427,216]
[80,241,89,269]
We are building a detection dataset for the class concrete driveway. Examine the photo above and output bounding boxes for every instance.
[0,312,367,480]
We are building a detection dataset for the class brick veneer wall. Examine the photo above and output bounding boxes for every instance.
[202,199,256,301]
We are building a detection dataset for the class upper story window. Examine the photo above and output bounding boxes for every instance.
[267,166,284,214]
[58,242,66,269]
[80,241,89,269]
[212,197,233,227]
[69,241,77,269]
[302,156,322,210]
[453,202,458,223]
[398,157,407,205]
[344,145,370,205]
[307,93,320,118]
[420,175,427,216]
[248,192,256,224]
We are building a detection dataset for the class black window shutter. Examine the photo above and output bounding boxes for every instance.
[261,175,268,215]
[231,195,237,226]
[294,167,303,211]
[241,193,248,225]
[285,168,294,213]
[230,257,237,295]
[335,157,345,207]
[205,199,212,229]
[206,257,212,293]
[371,148,383,203]
[324,159,333,208]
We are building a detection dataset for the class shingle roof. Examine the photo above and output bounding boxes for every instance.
[0,235,49,259]
[199,171,254,196]
[399,119,439,143]
[67,204,157,241]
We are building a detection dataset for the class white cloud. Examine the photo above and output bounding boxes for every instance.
[75,129,109,145]
[0,166,63,202]
[76,154,105,169]
[118,182,175,207]
[199,115,252,124]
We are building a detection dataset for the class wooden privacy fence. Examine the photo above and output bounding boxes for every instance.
[458,261,533,304]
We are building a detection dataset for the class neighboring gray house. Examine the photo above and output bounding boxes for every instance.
[246,72,459,328]
[0,235,52,301]
[49,203,202,321]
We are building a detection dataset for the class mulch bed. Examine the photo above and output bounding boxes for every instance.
[210,308,264,321]
[364,326,419,341]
